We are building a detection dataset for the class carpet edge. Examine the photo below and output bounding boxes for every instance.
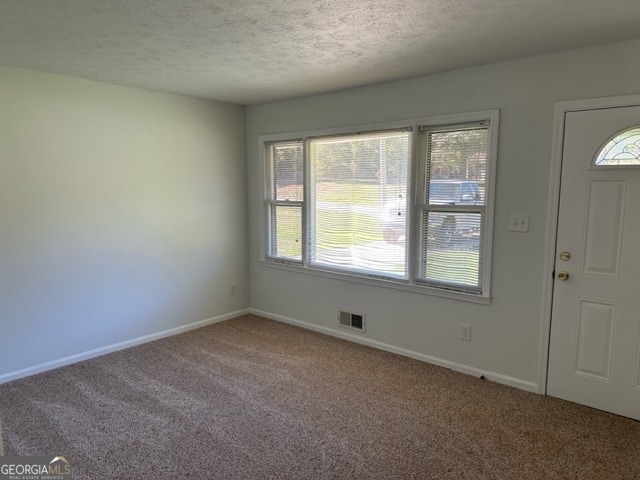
[0,308,251,384]
[250,308,539,394]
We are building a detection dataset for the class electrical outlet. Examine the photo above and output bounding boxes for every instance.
[461,324,472,342]
[228,283,237,295]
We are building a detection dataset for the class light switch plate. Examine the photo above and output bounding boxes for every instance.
[509,214,529,232]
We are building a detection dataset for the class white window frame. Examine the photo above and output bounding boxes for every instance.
[259,110,499,304]
[264,139,306,263]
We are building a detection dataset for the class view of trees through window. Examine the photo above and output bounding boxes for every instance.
[309,132,409,277]
[419,126,488,289]
[268,142,303,260]
[265,119,493,295]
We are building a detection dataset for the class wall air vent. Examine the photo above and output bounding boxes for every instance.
[338,310,366,332]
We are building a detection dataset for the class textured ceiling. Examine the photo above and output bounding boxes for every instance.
[1,0,640,105]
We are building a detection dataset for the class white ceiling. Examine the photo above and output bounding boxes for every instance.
[1,1,639,105]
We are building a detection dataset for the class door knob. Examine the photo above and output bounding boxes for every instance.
[557,271,570,281]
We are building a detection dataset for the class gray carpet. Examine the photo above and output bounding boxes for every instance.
[0,314,638,479]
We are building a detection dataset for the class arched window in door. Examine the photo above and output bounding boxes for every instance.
[595,127,640,166]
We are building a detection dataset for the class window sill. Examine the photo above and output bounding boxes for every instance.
[259,259,491,305]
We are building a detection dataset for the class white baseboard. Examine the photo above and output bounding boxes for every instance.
[1,307,538,394]
[0,308,250,385]
[250,308,539,393]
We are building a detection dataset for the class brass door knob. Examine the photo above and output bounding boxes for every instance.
[557,271,570,281]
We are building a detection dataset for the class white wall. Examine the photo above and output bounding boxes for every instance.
[245,39,640,390]
[0,67,248,378]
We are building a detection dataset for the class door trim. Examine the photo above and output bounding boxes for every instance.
[539,94,640,394]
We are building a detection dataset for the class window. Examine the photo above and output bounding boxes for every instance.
[265,141,304,261]
[308,130,411,278]
[262,111,498,300]
[595,127,640,166]
[416,123,489,294]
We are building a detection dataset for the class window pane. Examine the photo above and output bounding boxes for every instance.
[417,123,490,294]
[425,127,488,205]
[271,142,303,201]
[418,211,482,290]
[595,127,640,166]
[269,204,302,261]
[309,131,409,278]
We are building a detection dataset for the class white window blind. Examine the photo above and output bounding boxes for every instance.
[266,141,304,261]
[416,123,489,293]
[308,131,410,278]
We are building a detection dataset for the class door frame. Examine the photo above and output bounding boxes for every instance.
[538,94,640,394]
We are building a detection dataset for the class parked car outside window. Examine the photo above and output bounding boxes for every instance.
[381,180,482,244]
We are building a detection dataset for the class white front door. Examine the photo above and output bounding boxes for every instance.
[547,104,640,421]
